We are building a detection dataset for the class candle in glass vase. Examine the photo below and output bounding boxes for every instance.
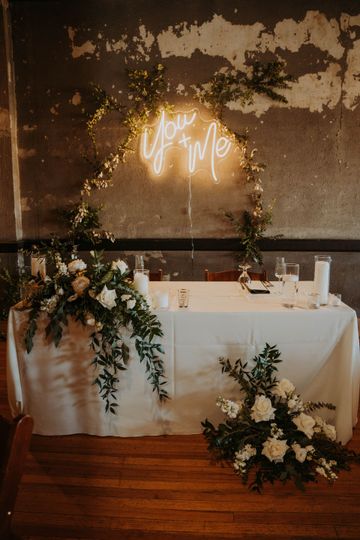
[133,270,149,296]
[313,256,331,305]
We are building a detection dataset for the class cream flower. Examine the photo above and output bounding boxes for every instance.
[250,395,275,423]
[272,378,295,399]
[262,437,288,463]
[293,413,316,439]
[111,259,128,274]
[84,313,96,326]
[71,275,90,295]
[322,422,337,441]
[96,285,117,310]
[291,443,313,463]
[68,259,87,273]
[127,299,136,310]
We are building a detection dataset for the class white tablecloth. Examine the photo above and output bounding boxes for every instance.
[7,281,360,443]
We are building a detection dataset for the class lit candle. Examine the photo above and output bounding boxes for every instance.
[133,271,149,296]
[313,260,330,305]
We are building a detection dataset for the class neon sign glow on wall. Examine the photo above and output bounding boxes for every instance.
[140,109,233,183]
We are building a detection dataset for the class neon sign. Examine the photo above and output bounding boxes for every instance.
[140,109,232,183]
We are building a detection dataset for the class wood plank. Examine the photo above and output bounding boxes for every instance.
[1,338,360,539]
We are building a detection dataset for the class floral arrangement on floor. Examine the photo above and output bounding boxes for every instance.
[202,344,359,492]
[18,250,168,413]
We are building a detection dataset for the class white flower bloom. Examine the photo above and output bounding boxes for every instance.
[68,259,87,273]
[56,287,64,296]
[291,443,313,463]
[293,413,316,439]
[233,444,257,472]
[250,395,275,423]
[287,396,303,412]
[261,437,288,463]
[127,299,136,310]
[272,378,295,399]
[96,285,117,310]
[40,295,59,314]
[58,262,69,275]
[111,259,128,274]
[121,294,132,301]
[322,422,337,441]
[216,397,242,419]
[270,423,284,439]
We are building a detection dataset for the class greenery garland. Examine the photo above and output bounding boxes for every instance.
[195,62,294,265]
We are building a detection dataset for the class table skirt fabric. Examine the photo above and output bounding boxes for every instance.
[6,281,360,443]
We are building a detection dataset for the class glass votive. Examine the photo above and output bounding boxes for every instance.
[307,292,320,309]
[330,293,342,307]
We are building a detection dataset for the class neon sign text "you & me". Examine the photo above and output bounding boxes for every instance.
[140,110,232,183]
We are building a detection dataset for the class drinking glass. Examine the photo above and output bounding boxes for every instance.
[238,263,251,285]
[274,257,286,293]
[134,254,144,271]
[282,263,299,308]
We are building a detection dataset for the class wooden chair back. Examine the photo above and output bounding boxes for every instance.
[0,415,33,540]
[149,269,163,281]
[204,269,268,282]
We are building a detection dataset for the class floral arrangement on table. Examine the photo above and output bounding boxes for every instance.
[202,344,359,492]
[19,249,168,413]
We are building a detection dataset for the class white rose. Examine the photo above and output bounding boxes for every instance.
[96,285,117,310]
[262,437,288,463]
[293,413,316,439]
[127,299,136,310]
[68,259,87,273]
[111,259,128,274]
[322,422,337,441]
[272,378,295,399]
[250,395,275,423]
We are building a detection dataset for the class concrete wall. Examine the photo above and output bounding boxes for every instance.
[1,0,359,310]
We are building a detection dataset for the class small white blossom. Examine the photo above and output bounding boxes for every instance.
[287,395,304,413]
[270,423,284,439]
[292,443,314,463]
[58,262,68,275]
[127,299,136,310]
[233,444,257,473]
[121,294,132,301]
[40,295,59,314]
[322,422,337,441]
[216,397,242,419]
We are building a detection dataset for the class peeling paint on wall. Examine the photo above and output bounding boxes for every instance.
[67,26,96,58]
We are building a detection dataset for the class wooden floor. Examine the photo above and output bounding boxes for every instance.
[1,339,360,540]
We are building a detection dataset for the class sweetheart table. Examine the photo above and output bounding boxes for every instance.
[6,281,360,443]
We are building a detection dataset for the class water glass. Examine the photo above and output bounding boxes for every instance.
[307,292,320,309]
[282,263,299,308]
[134,254,145,271]
[274,257,286,293]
